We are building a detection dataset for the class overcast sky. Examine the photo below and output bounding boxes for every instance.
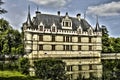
[0,0,120,37]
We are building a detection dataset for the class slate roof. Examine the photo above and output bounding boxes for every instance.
[94,22,101,32]
[31,12,92,31]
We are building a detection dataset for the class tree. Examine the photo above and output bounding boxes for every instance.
[0,0,7,14]
[102,25,120,53]
[0,18,9,31]
[0,19,23,55]
[34,58,67,80]
[102,25,110,53]
[19,57,30,75]
[114,38,120,53]
[102,60,120,80]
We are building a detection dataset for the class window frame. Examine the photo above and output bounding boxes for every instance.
[39,35,43,41]
[52,35,55,42]
[52,45,55,51]
[39,45,43,50]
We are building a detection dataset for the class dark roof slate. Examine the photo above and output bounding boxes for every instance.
[95,22,101,32]
[32,13,92,31]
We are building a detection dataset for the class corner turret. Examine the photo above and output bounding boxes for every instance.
[26,5,33,27]
[95,16,101,32]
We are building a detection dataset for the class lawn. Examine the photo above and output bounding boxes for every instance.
[0,70,39,80]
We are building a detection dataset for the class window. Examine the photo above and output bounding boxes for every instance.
[65,22,69,27]
[78,29,82,34]
[66,45,69,51]
[63,45,71,51]
[64,21,72,27]
[39,45,43,50]
[40,26,43,31]
[66,36,69,42]
[52,27,55,32]
[63,36,65,42]
[52,35,55,42]
[89,45,92,50]
[67,65,72,71]
[39,35,43,41]
[89,37,92,43]
[62,17,72,29]
[63,36,72,42]
[52,45,55,50]
[63,45,65,50]
[89,65,92,70]
[89,29,92,35]
[78,37,81,42]
[79,65,81,70]
[78,45,81,51]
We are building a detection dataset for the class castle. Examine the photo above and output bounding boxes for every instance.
[22,6,102,79]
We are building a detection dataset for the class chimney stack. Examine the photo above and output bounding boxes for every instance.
[36,11,41,16]
[76,13,81,21]
[36,5,41,16]
[66,12,68,16]
[58,11,60,16]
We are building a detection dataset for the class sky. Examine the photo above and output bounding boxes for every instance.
[0,0,120,37]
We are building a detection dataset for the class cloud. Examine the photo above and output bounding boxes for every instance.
[28,0,72,8]
[87,1,120,16]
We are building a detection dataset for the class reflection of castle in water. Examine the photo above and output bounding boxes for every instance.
[22,6,102,79]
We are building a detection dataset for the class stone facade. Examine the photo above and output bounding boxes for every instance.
[22,7,102,79]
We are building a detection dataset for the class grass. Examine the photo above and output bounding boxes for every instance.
[0,70,40,80]
[0,70,25,77]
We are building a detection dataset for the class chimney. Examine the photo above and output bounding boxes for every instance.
[36,11,41,16]
[76,13,81,21]
[66,12,68,16]
[57,11,60,16]
[36,5,41,16]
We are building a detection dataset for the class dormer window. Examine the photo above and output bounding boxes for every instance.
[77,26,82,34]
[38,22,44,31]
[62,12,72,29]
[89,29,92,35]
[78,29,82,34]
[63,21,71,27]
[88,27,93,35]
[40,26,43,31]
[51,23,57,32]
[52,27,55,32]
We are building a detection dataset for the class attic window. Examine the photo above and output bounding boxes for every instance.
[62,16,72,29]
[63,21,71,27]
[52,27,55,32]
[40,26,43,31]
[89,29,92,35]
[38,22,44,31]
[78,28,82,34]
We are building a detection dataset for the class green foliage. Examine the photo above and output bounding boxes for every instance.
[102,26,120,53]
[0,18,9,31]
[102,60,120,80]
[0,19,23,55]
[34,58,67,80]
[0,61,19,71]
[19,58,30,75]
